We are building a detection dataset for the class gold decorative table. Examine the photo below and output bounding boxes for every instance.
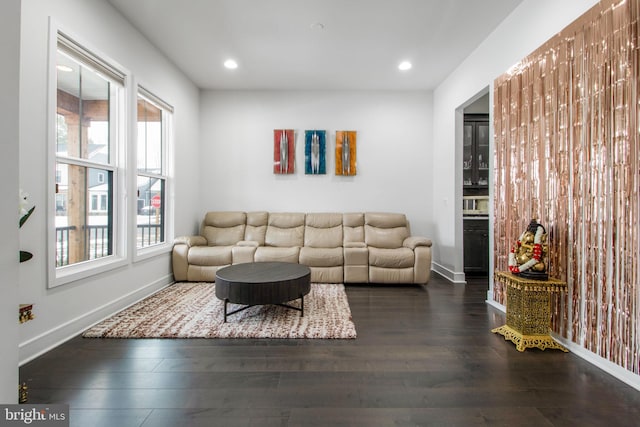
[492,271,568,352]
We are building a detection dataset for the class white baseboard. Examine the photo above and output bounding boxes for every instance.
[18,275,173,366]
[431,263,466,283]
[484,298,640,392]
[552,334,640,392]
[485,298,505,312]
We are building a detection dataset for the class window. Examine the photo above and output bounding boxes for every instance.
[136,89,172,250]
[51,31,125,286]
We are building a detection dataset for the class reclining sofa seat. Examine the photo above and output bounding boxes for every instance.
[254,212,305,263]
[365,212,431,284]
[175,211,247,282]
[299,213,344,283]
[172,211,432,284]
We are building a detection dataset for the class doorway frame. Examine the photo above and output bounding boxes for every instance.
[455,86,498,303]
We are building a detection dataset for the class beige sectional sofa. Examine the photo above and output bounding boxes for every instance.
[172,211,432,284]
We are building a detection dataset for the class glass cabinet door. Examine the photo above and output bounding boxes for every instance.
[462,115,489,189]
[463,124,473,186]
[476,123,489,186]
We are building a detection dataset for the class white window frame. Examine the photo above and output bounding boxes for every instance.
[47,22,130,288]
[133,85,174,261]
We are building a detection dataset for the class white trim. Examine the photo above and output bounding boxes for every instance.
[47,18,59,289]
[54,256,128,287]
[138,85,174,113]
[19,275,173,365]
[432,262,466,283]
[552,334,640,392]
[48,19,132,288]
[57,31,126,83]
[484,298,640,392]
[485,298,505,312]
[133,83,174,261]
[134,242,172,262]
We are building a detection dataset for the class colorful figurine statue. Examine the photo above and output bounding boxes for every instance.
[508,219,549,280]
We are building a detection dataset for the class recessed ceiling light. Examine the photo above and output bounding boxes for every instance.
[57,64,73,72]
[224,59,238,70]
[398,61,412,71]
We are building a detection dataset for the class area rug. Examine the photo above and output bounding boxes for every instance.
[83,282,356,339]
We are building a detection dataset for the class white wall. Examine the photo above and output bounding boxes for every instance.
[18,0,200,363]
[431,0,600,282]
[199,90,434,237]
[0,0,21,404]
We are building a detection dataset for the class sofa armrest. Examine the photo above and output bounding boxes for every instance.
[403,236,432,249]
[174,235,208,247]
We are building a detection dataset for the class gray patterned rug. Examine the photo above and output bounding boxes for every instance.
[83,282,356,339]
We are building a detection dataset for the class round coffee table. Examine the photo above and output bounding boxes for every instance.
[215,262,311,322]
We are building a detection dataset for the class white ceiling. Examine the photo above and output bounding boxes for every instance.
[108,0,523,90]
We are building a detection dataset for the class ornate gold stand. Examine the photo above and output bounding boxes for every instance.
[492,271,568,352]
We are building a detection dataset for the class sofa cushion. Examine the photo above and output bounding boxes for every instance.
[299,247,344,267]
[364,213,409,249]
[365,212,408,228]
[188,246,232,266]
[203,211,246,228]
[244,211,268,245]
[306,212,343,228]
[265,213,305,247]
[305,213,343,248]
[254,246,300,263]
[368,247,414,269]
[343,213,365,244]
[202,211,246,246]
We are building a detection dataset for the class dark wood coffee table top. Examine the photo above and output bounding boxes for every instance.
[216,262,310,286]
[215,262,311,321]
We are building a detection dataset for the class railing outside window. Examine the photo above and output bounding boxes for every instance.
[56,224,162,267]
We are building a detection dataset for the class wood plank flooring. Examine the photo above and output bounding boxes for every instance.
[20,275,640,426]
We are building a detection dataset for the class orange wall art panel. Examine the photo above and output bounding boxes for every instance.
[335,130,356,176]
[273,129,295,174]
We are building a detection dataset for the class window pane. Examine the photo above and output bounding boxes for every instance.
[137,98,162,174]
[136,175,164,248]
[56,164,113,267]
[56,50,111,163]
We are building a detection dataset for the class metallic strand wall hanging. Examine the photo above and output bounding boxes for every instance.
[305,130,326,174]
[273,129,295,174]
[335,130,357,176]
[493,0,639,374]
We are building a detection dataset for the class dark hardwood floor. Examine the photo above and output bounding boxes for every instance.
[20,275,640,426]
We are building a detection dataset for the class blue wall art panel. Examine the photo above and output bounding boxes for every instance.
[304,130,326,175]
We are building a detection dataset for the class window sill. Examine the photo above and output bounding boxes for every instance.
[51,256,128,288]
[134,242,173,263]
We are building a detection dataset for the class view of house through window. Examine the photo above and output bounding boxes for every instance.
[55,37,121,268]
[136,92,171,249]
[52,32,172,282]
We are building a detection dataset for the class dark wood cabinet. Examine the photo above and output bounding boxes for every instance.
[463,114,489,190]
[464,218,489,276]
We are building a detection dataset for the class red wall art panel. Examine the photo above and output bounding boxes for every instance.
[273,129,295,174]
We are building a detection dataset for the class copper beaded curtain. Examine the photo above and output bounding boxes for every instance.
[493,0,639,374]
